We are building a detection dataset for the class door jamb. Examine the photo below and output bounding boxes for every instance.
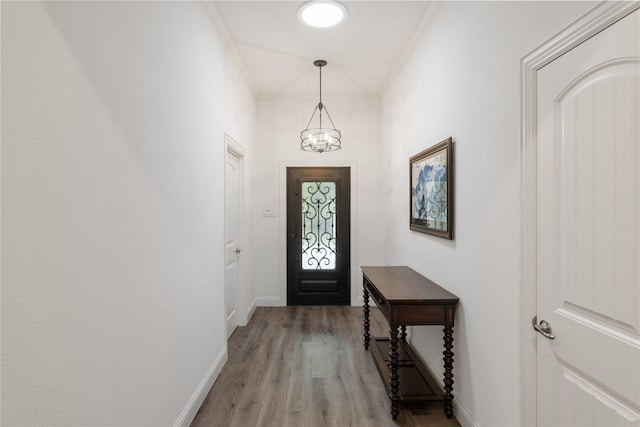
[520,2,639,425]
[279,161,358,307]
[225,133,248,329]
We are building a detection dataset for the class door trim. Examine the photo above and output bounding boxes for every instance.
[520,2,640,425]
[275,160,359,307]
[225,133,248,330]
[286,167,351,305]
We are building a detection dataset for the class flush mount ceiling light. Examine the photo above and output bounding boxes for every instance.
[297,1,347,28]
[300,60,342,153]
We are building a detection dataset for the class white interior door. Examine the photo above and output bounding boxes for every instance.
[225,150,240,338]
[536,8,640,426]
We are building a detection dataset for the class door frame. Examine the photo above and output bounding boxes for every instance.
[277,160,359,306]
[225,133,248,330]
[520,2,640,425]
[286,167,351,306]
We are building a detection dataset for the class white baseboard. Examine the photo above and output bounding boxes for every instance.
[408,336,479,427]
[256,296,282,306]
[453,396,479,427]
[246,298,257,320]
[424,367,478,427]
[174,346,228,427]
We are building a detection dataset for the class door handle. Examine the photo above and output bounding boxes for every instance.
[532,316,555,340]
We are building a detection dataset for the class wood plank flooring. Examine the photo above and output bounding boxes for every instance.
[191,306,461,427]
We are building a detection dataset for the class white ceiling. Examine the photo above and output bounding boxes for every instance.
[209,1,437,97]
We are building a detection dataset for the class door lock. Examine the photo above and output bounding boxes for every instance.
[532,316,555,340]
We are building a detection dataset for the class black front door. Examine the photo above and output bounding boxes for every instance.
[286,167,350,305]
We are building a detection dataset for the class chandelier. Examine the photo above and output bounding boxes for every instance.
[300,60,342,153]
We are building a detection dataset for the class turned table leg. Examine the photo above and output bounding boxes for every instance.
[363,287,370,350]
[399,325,407,340]
[443,326,455,418]
[389,328,400,420]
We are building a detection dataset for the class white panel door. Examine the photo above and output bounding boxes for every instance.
[225,151,240,338]
[536,8,640,426]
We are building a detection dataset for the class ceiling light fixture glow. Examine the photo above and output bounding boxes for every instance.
[298,1,347,28]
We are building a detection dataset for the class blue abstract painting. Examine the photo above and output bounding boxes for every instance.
[411,145,449,233]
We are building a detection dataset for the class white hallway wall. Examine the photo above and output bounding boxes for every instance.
[382,1,596,426]
[1,2,254,425]
[249,95,385,307]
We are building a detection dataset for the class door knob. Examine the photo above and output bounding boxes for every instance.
[532,316,555,340]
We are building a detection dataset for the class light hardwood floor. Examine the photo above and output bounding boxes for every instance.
[191,306,461,427]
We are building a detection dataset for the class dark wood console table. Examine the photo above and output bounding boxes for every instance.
[361,266,459,420]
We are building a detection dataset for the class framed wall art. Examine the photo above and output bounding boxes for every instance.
[409,137,453,239]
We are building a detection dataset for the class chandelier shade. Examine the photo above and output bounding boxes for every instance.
[300,60,342,153]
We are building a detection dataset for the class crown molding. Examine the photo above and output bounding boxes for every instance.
[201,1,257,97]
[383,0,443,96]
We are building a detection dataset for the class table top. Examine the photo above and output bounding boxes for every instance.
[360,266,459,305]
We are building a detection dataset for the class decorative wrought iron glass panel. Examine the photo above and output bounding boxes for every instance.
[301,181,337,269]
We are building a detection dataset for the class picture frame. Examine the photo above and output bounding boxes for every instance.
[409,137,453,239]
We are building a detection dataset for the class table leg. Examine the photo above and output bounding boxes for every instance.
[443,326,455,418]
[389,328,399,420]
[363,287,370,350]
